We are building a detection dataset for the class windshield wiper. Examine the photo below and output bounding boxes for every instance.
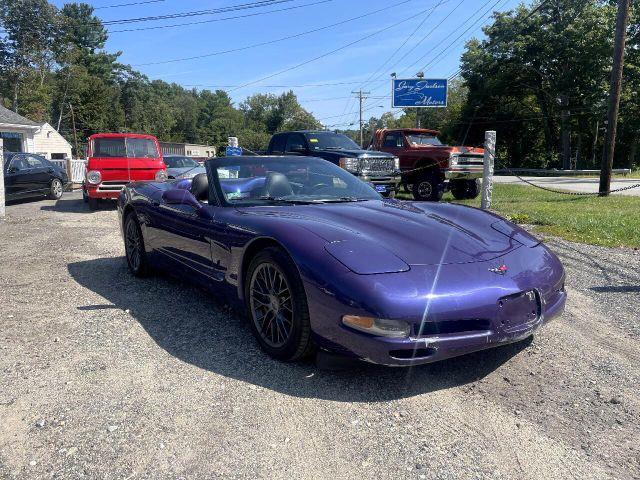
[258,196,318,205]
[315,197,370,203]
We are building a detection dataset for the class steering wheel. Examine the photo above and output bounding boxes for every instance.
[309,183,333,193]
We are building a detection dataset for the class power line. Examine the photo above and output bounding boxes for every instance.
[101,0,294,25]
[132,0,413,66]
[228,1,438,92]
[108,0,332,33]
[420,0,509,72]
[339,0,450,131]
[95,0,165,9]
[183,81,367,88]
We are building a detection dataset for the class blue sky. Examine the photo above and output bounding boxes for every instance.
[52,0,529,126]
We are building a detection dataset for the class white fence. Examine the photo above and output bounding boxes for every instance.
[50,159,87,183]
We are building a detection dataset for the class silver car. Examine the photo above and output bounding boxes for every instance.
[163,155,206,179]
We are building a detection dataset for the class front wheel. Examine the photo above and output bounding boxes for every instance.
[124,213,149,277]
[245,247,313,362]
[412,173,443,201]
[49,179,63,200]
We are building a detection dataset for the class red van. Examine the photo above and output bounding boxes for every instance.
[83,133,167,209]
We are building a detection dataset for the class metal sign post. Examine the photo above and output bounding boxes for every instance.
[0,138,4,219]
[481,131,496,210]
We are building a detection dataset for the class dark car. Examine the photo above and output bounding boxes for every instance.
[118,156,566,366]
[267,131,401,197]
[3,152,69,201]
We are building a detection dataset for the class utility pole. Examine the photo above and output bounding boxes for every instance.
[68,103,80,157]
[351,90,370,147]
[600,0,631,196]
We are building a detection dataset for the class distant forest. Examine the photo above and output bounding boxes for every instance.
[1,0,638,169]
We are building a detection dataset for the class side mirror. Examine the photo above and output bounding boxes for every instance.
[162,189,202,210]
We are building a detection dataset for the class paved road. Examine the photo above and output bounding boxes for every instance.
[0,193,639,479]
[494,176,640,196]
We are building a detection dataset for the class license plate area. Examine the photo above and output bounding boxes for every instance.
[375,185,387,192]
[497,290,541,333]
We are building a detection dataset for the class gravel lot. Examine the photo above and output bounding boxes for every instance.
[1,192,639,479]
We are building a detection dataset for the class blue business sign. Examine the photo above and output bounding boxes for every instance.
[392,78,448,108]
[225,146,243,156]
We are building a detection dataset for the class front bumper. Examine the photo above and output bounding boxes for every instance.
[445,166,484,180]
[86,182,129,199]
[327,289,565,366]
[304,244,566,366]
[360,174,401,193]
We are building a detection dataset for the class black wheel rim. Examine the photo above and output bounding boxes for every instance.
[418,181,432,197]
[52,180,62,197]
[125,219,142,271]
[249,263,294,348]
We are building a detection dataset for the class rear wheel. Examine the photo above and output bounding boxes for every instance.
[451,179,481,200]
[245,247,313,362]
[412,172,443,201]
[48,179,63,200]
[124,213,149,277]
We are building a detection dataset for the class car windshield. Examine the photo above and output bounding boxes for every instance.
[305,132,360,151]
[164,156,200,168]
[93,137,159,158]
[407,134,443,146]
[214,157,380,205]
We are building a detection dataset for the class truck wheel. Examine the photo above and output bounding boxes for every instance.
[451,179,481,200]
[466,179,481,199]
[412,173,443,202]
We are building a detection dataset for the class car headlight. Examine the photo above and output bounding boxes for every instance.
[393,156,400,170]
[155,170,168,182]
[339,157,360,174]
[449,154,459,167]
[342,315,411,338]
[86,170,101,185]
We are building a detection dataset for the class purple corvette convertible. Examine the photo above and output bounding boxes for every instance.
[117,156,566,366]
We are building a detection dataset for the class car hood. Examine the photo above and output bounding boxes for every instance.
[239,200,534,267]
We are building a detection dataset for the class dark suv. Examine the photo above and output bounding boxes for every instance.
[267,131,400,197]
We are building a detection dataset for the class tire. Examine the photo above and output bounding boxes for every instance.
[466,178,481,199]
[123,213,149,277]
[412,172,443,201]
[82,187,89,203]
[244,247,314,362]
[49,178,63,200]
[451,179,481,200]
[88,197,99,210]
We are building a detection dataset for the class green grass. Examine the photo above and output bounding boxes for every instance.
[398,184,640,248]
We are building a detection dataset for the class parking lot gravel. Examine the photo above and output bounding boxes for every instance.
[1,192,639,479]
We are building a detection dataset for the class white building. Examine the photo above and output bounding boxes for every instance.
[33,122,73,160]
[160,141,216,158]
[0,105,73,159]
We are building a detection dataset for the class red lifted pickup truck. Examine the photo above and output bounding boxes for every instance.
[83,133,167,209]
[371,128,484,201]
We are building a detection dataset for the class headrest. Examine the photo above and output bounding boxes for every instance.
[190,173,209,202]
[264,172,293,198]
